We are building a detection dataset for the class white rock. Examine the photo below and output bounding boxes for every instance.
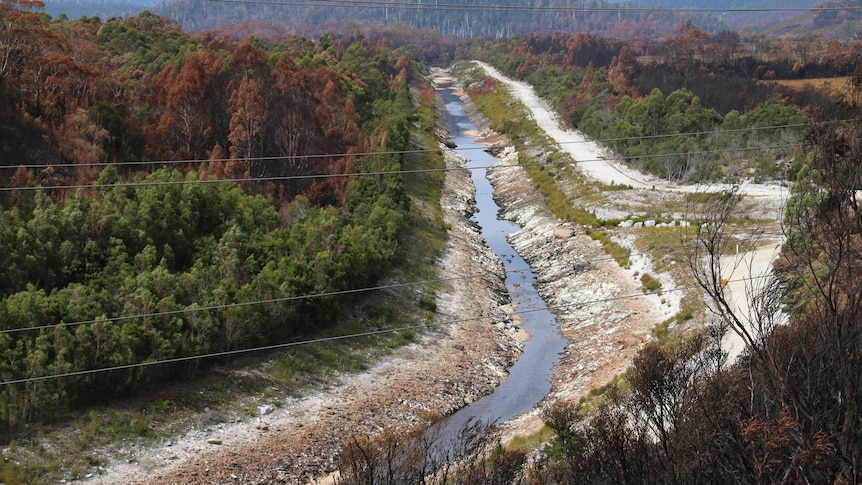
[258,404,275,416]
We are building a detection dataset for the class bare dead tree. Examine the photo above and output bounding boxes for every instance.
[684,187,778,355]
[681,186,827,481]
[335,418,520,485]
[780,122,862,482]
[684,119,862,482]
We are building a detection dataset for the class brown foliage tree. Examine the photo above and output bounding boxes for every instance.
[155,50,224,159]
[607,45,639,97]
[228,78,264,162]
[227,37,269,82]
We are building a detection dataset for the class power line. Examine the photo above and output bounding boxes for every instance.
[0,324,438,386]
[0,141,803,192]
[0,123,810,172]
[0,243,706,336]
[201,0,853,14]
[0,273,772,386]
[0,269,523,335]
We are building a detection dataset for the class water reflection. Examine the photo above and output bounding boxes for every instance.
[432,89,567,449]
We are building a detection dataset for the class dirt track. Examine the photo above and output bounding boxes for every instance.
[472,61,789,222]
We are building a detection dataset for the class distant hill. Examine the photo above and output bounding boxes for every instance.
[44,0,160,20]
[621,0,821,29]
[154,0,725,38]
[619,0,862,38]
[753,0,862,38]
[41,0,860,38]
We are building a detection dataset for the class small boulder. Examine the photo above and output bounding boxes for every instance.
[257,404,275,416]
[554,226,574,239]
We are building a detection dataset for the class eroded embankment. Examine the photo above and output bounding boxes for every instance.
[455,89,671,439]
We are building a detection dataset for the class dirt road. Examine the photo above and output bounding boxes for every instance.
[719,242,785,363]
[472,61,789,221]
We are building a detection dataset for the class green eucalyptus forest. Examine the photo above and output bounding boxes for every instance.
[0,2,415,429]
[4,0,862,482]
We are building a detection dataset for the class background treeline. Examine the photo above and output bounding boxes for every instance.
[37,0,862,41]
[151,0,862,41]
[0,2,417,429]
[463,28,862,182]
[156,0,722,40]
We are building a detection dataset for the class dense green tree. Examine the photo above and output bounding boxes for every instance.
[0,24,419,426]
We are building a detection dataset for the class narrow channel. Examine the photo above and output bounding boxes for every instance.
[433,88,568,448]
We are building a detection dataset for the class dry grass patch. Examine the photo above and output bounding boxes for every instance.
[766,77,852,101]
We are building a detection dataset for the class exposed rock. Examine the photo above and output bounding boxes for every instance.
[484,143,507,157]
[257,405,274,416]
[553,225,575,239]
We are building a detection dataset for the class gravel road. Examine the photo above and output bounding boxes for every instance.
[471,61,790,221]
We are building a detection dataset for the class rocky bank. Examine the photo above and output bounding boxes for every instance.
[456,80,673,440]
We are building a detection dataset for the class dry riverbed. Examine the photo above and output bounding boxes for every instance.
[454,88,671,441]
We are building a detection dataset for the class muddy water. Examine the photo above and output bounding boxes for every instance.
[433,90,567,448]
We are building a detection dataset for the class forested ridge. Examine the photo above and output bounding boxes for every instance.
[154,0,862,40]
[158,0,725,39]
[0,0,418,430]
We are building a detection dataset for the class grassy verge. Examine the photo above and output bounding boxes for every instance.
[506,425,555,452]
[0,80,449,485]
[631,224,708,331]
